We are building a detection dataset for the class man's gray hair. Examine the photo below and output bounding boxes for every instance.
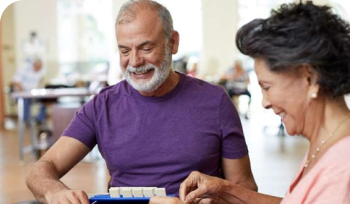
[116,0,174,40]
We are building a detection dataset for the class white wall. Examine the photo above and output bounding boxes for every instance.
[13,0,59,81]
[200,0,239,78]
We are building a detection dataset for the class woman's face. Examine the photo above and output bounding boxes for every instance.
[254,58,315,136]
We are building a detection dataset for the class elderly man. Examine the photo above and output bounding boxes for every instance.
[12,57,46,124]
[26,0,257,203]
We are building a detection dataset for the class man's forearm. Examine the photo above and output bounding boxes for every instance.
[238,178,258,192]
[221,181,282,204]
[12,82,23,91]
[26,159,69,203]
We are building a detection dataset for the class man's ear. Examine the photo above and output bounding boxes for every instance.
[169,31,179,54]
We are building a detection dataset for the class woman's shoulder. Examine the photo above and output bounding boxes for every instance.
[320,136,350,172]
[329,136,350,155]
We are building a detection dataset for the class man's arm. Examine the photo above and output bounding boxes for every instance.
[26,136,91,204]
[222,155,257,191]
[11,81,24,91]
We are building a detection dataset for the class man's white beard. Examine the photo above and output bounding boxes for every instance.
[122,46,172,93]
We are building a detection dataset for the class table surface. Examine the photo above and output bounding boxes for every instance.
[11,87,94,99]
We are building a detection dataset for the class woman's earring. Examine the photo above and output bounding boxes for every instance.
[311,93,317,98]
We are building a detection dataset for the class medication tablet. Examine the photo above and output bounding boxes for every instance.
[121,187,133,198]
[109,187,120,198]
[132,187,143,197]
[155,188,166,196]
[142,187,156,197]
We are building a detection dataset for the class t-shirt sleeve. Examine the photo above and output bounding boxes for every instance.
[13,62,31,83]
[62,96,99,149]
[219,91,248,159]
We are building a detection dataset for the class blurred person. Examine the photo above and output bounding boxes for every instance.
[150,2,350,204]
[12,57,46,124]
[26,0,257,203]
[222,60,251,119]
[22,31,46,61]
[186,62,203,79]
[186,62,198,77]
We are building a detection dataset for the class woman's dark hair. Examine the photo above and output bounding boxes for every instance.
[236,1,350,98]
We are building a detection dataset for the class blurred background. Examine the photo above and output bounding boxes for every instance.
[0,0,349,203]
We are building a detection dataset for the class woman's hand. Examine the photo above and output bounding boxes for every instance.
[179,171,230,203]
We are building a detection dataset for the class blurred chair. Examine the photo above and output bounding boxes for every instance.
[222,60,252,119]
[51,103,101,161]
[51,103,81,142]
[8,84,17,115]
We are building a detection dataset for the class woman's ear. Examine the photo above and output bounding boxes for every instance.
[303,65,320,98]
[304,65,318,86]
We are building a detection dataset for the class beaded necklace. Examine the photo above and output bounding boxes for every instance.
[304,112,350,168]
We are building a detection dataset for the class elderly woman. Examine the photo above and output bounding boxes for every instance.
[150,2,350,204]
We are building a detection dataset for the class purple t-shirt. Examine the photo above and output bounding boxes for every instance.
[63,73,248,194]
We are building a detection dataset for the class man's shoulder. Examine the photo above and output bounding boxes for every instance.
[183,74,225,94]
[99,80,126,92]
[95,80,130,98]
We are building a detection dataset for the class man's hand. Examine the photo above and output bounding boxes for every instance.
[179,171,230,203]
[46,189,89,204]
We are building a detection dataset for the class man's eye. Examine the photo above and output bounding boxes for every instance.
[121,50,129,55]
[142,48,151,52]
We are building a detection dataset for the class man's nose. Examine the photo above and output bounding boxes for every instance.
[129,50,144,67]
